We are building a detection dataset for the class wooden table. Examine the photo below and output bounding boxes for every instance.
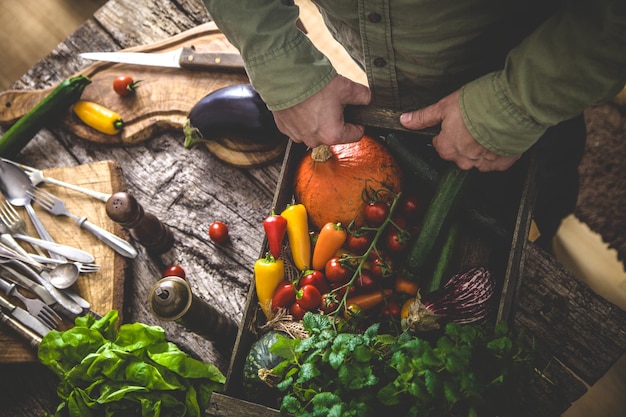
[0,1,624,416]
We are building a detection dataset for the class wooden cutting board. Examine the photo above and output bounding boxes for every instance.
[0,22,287,168]
[0,161,127,363]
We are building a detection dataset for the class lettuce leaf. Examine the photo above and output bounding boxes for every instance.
[38,310,225,417]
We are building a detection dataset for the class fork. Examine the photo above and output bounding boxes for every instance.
[0,199,47,257]
[0,276,61,330]
[28,254,100,274]
[0,158,112,203]
[28,188,137,258]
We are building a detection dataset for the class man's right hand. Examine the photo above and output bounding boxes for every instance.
[273,74,372,148]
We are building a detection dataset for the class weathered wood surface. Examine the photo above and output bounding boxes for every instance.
[0,1,624,416]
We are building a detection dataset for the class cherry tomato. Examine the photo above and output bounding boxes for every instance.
[208,221,229,244]
[320,292,339,314]
[113,75,139,96]
[289,302,308,320]
[399,193,423,220]
[299,270,329,294]
[330,282,356,299]
[385,228,411,254]
[271,281,296,312]
[344,231,373,255]
[369,254,394,279]
[296,284,322,311]
[354,270,378,293]
[381,299,401,320]
[162,264,186,279]
[343,303,362,320]
[325,257,351,283]
[363,201,389,227]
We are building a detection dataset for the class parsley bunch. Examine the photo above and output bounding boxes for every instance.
[270,313,535,417]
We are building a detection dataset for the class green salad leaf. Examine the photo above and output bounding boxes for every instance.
[38,310,225,417]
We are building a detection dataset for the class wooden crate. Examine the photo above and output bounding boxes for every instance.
[209,134,537,416]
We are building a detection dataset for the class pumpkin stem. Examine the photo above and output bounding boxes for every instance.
[311,144,333,162]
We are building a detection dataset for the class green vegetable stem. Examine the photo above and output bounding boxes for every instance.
[38,310,225,417]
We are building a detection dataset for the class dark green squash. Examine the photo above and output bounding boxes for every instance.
[242,330,288,407]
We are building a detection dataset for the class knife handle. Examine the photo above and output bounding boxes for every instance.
[344,105,441,137]
[0,310,42,347]
[179,47,246,73]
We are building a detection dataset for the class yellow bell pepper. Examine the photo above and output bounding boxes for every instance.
[254,253,285,320]
[280,204,311,271]
[73,100,124,135]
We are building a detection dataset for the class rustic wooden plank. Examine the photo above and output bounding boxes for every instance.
[514,243,626,415]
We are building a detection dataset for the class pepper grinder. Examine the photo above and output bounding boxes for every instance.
[105,192,174,254]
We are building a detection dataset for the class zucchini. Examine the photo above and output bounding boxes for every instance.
[424,220,460,294]
[404,163,472,276]
[0,75,91,158]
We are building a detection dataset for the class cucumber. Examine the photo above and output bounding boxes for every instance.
[0,75,91,158]
[404,163,472,276]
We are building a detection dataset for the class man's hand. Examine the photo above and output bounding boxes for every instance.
[273,75,371,148]
[400,90,520,172]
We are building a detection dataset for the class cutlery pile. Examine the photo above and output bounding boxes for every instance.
[0,159,129,345]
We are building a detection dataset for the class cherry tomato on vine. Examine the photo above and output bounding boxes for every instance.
[385,228,411,254]
[289,302,308,320]
[344,231,373,255]
[113,76,140,96]
[363,201,389,227]
[343,303,362,320]
[369,254,394,279]
[399,193,423,220]
[162,264,186,279]
[320,292,339,314]
[325,257,351,283]
[208,221,229,244]
[380,299,401,320]
[354,270,378,293]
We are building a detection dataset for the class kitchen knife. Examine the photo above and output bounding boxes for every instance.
[80,47,246,73]
[0,310,42,347]
[0,294,50,337]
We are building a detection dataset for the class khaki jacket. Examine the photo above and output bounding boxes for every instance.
[203,0,626,155]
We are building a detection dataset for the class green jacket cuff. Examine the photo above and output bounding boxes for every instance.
[460,72,547,157]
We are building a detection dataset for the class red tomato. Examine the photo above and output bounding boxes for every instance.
[208,221,229,244]
[289,302,308,320]
[381,299,401,320]
[399,193,423,220]
[162,264,186,279]
[385,228,411,254]
[271,281,296,312]
[325,257,351,283]
[299,270,329,294]
[354,270,378,293]
[363,202,389,227]
[296,284,322,311]
[344,231,372,255]
[320,292,339,314]
[369,254,394,279]
[113,75,139,96]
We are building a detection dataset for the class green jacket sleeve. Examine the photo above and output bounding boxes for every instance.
[461,0,626,156]
[203,0,337,111]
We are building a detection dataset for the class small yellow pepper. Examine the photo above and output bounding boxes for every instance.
[280,204,311,271]
[254,253,285,319]
[73,100,124,135]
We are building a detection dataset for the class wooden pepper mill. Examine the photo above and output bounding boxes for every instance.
[105,192,174,254]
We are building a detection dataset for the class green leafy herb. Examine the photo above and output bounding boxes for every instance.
[38,310,225,417]
[270,313,535,417]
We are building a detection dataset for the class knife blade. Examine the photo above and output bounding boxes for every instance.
[0,266,55,305]
[0,294,50,337]
[80,47,246,73]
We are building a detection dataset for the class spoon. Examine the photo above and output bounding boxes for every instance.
[0,160,65,257]
[46,262,81,289]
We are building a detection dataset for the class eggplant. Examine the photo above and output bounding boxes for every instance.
[183,84,288,152]
[405,266,495,333]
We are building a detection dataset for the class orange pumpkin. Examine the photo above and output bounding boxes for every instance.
[293,135,403,230]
